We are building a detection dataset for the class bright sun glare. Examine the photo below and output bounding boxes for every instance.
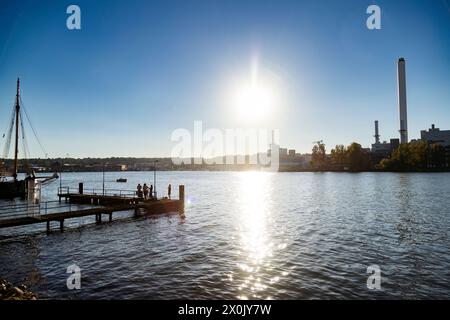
[231,57,277,123]
[234,83,274,122]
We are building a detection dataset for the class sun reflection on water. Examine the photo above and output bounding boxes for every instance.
[233,171,275,299]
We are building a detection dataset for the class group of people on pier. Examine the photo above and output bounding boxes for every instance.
[136,183,171,200]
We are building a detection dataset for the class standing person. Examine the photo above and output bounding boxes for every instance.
[143,183,149,199]
[136,183,143,198]
[149,184,153,199]
[168,184,172,199]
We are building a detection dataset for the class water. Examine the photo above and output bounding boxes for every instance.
[1,171,450,299]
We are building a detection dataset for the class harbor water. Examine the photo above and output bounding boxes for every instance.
[1,171,450,299]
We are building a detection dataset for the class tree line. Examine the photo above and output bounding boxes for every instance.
[379,140,447,171]
[311,140,448,171]
[311,141,371,171]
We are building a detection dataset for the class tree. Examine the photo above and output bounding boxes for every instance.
[380,140,430,171]
[311,140,327,168]
[346,142,371,170]
[330,144,347,164]
[407,140,427,168]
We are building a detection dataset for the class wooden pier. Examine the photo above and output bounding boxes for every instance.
[0,185,185,232]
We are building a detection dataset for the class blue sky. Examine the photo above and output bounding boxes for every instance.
[0,0,449,158]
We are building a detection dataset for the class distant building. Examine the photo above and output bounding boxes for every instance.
[266,145,311,169]
[371,141,391,154]
[419,125,450,169]
[390,138,400,151]
[421,124,450,146]
[279,148,288,157]
[370,120,400,164]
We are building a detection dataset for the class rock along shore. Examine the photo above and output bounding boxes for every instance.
[0,278,37,300]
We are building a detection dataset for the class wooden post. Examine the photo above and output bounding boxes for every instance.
[46,221,50,233]
[79,182,83,195]
[59,219,64,232]
[179,185,185,213]
[109,213,112,222]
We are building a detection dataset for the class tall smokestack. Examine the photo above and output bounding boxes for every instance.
[374,120,380,144]
[398,58,408,144]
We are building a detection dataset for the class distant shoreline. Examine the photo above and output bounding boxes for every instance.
[17,168,450,174]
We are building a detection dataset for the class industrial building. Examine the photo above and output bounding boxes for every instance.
[421,124,450,147]
[420,124,450,169]
[371,120,400,164]
[371,58,409,164]
[398,58,408,144]
[370,58,449,169]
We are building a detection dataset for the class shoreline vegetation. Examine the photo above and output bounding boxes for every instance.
[308,141,449,173]
[0,279,37,300]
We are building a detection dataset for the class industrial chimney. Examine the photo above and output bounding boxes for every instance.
[374,120,380,144]
[398,58,408,144]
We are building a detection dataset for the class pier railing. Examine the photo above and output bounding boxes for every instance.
[0,200,79,220]
[58,186,138,198]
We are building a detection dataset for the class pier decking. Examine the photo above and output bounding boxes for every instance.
[0,185,185,232]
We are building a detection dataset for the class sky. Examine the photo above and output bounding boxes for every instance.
[0,0,449,158]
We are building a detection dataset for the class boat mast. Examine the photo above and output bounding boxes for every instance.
[13,78,20,181]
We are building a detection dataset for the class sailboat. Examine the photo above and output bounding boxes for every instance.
[0,78,58,199]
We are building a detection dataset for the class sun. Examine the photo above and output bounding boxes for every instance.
[234,82,275,123]
[228,55,280,123]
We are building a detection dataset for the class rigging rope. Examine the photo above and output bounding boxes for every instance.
[20,109,31,171]
[20,97,48,157]
[1,90,49,178]
[1,102,16,159]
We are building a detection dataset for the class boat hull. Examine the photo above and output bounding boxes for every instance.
[0,180,26,199]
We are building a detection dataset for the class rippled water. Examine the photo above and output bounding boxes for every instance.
[1,171,450,299]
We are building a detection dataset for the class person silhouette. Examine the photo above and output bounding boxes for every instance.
[136,183,143,198]
[143,183,149,199]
